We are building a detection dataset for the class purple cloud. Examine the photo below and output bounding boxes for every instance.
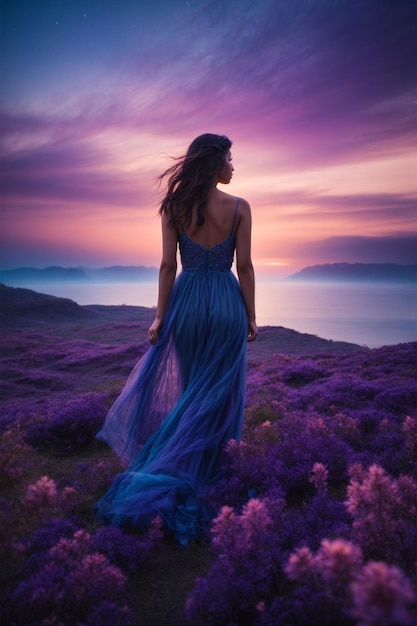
[1,142,147,207]
[291,234,417,265]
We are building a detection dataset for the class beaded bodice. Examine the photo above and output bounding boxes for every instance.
[179,233,235,273]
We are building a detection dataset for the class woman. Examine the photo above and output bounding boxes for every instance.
[95,133,257,545]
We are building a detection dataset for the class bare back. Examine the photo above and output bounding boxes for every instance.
[181,190,240,249]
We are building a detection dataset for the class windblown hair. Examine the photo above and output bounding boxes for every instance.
[159,133,232,228]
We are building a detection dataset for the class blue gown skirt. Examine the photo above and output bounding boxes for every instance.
[94,268,247,545]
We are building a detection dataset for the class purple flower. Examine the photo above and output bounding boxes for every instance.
[24,393,111,454]
[345,464,416,566]
[315,539,363,588]
[351,561,416,626]
[5,529,130,625]
[92,522,164,574]
[23,476,57,512]
[309,462,329,493]
[285,546,315,583]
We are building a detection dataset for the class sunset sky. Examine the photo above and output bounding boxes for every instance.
[1,0,415,276]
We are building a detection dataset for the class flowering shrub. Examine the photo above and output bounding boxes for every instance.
[286,538,363,598]
[402,415,417,472]
[309,462,329,492]
[185,499,284,624]
[5,530,131,626]
[92,517,164,574]
[1,475,81,574]
[186,486,416,625]
[285,541,416,626]
[0,428,32,487]
[24,393,111,454]
[282,360,327,386]
[351,561,416,626]
[23,475,58,512]
[1,461,164,625]
[4,515,163,624]
[19,516,82,577]
[204,414,354,509]
[345,464,417,569]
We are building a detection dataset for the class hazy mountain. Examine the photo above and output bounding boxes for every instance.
[287,263,417,282]
[91,266,158,281]
[0,266,89,282]
[0,265,158,284]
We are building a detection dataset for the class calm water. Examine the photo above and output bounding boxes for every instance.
[9,279,417,348]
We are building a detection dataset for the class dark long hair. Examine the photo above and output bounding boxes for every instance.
[159,133,232,228]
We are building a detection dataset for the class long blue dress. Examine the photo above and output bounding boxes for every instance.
[94,199,247,545]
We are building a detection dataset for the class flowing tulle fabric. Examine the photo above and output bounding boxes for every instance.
[94,224,247,545]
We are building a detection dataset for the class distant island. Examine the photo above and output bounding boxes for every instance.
[0,265,159,284]
[287,263,417,282]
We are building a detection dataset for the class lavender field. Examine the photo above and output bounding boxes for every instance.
[0,285,416,625]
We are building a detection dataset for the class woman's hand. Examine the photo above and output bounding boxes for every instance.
[248,320,258,342]
[148,317,163,344]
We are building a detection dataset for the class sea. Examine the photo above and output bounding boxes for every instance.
[9,278,416,349]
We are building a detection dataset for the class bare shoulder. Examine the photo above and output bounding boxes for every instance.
[237,197,251,212]
[216,189,237,205]
[236,197,251,226]
[217,190,251,211]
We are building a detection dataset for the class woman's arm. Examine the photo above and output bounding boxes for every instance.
[235,199,258,342]
[148,213,178,344]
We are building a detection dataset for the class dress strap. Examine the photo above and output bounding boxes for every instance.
[230,198,240,236]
